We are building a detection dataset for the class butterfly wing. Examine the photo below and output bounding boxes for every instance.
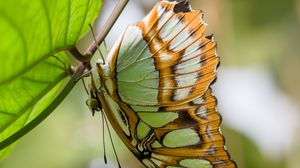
[96,1,236,167]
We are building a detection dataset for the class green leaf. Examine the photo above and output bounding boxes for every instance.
[0,0,102,156]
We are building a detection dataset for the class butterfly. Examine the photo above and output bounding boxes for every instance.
[87,0,236,167]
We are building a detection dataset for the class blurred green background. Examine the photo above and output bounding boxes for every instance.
[0,0,299,167]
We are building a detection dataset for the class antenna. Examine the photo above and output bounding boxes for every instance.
[101,109,122,168]
[101,109,108,164]
[89,24,106,64]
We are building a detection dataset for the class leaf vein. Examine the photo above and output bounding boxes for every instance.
[0,74,67,134]
[65,0,71,45]
[0,11,28,67]
[75,0,91,40]
[0,111,16,117]
[21,76,53,84]
[41,0,53,51]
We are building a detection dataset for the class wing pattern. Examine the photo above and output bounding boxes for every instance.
[94,1,236,167]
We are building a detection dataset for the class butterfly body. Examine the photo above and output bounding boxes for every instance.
[89,1,236,167]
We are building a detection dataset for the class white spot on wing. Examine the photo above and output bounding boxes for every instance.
[208,145,216,155]
[175,72,198,87]
[169,29,191,50]
[182,41,202,61]
[157,9,173,30]
[160,53,172,61]
[157,5,165,18]
[171,34,195,51]
[196,106,208,120]
[162,21,185,42]
[160,16,180,40]
[174,87,192,101]
[176,57,202,74]
[193,97,205,104]
[206,125,213,139]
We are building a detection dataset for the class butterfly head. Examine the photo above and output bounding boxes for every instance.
[86,75,102,116]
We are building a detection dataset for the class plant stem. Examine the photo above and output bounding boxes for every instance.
[69,46,92,62]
